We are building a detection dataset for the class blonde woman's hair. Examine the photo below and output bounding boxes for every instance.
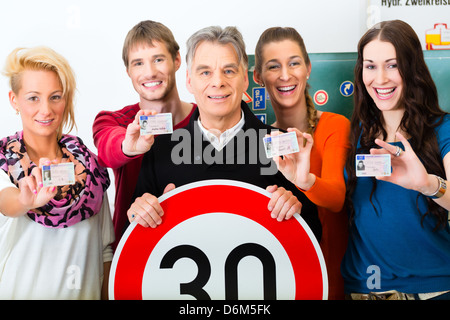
[3,46,77,140]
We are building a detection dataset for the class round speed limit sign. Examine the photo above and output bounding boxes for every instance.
[109,180,328,300]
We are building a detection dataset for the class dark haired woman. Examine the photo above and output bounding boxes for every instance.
[343,20,450,300]
[254,27,351,300]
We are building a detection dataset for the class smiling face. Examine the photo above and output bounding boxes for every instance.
[9,69,65,140]
[254,39,311,110]
[186,41,249,130]
[126,41,180,106]
[362,39,403,112]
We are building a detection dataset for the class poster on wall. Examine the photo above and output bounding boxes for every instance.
[366,0,450,50]
[109,180,328,300]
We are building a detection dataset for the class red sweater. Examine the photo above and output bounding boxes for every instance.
[92,103,196,249]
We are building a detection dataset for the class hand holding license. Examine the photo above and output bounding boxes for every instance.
[139,113,173,135]
[355,154,391,177]
[263,131,300,158]
[42,162,75,187]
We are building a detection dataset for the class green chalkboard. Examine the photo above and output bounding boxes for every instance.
[247,50,450,124]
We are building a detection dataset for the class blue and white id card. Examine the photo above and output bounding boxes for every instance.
[263,131,300,158]
[42,162,75,187]
[355,154,391,177]
[139,113,173,135]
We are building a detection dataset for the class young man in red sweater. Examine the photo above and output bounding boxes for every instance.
[92,20,196,249]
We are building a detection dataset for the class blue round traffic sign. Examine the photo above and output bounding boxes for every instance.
[340,81,354,97]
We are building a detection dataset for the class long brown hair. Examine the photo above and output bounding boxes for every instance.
[254,27,318,134]
[345,20,448,229]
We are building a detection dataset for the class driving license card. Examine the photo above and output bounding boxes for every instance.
[42,162,75,187]
[263,131,300,158]
[139,113,173,135]
[355,154,391,177]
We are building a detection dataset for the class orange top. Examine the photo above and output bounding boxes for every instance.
[302,111,350,300]
[303,112,350,212]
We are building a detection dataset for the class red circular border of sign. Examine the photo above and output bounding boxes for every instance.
[111,181,327,300]
[313,90,329,106]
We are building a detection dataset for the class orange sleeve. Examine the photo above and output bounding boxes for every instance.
[302,113,350,212]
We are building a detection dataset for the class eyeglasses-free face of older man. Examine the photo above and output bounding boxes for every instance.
[186,41,249,133]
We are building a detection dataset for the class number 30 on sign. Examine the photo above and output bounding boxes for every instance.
[109,180,328,300]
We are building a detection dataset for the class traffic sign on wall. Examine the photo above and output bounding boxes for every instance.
[109,180,328,300]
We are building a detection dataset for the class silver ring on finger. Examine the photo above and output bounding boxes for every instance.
[394,146,403,157]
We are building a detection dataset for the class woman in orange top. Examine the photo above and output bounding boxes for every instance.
[253,27,350,300]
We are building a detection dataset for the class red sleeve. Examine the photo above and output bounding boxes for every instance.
[302,113,350,212]
[92,111,140,169]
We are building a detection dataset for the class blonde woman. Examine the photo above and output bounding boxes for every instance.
[0,47,113,299]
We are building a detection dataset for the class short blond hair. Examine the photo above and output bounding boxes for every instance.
[3,46,77,140]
